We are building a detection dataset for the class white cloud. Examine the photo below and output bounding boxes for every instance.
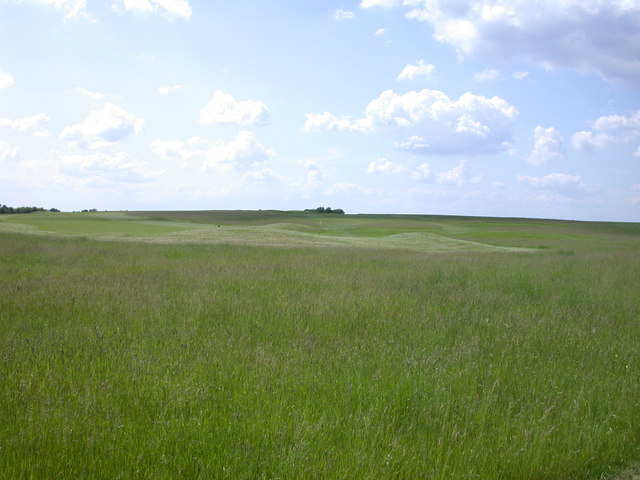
[367,158,433,180]
[0,113,50,131]
[303,112,358,132]
[241,168,286,185]
[154,0,191,19]
[572,110,640,152]
[571,131,616,152]
[513,71,529,80]
[114,0,192,19]
[200,91,269,126]
[0,69,14,90]
[305,89,518,155]
[151,133,276,173]
[396,0,640,86]
[360,0,400,8]
[0,142,21,162]
[157,85,185,95]
[528,126,564,166]
[71,87,105,100]
[333,9,356,21]
[150,139,194,166]
[367,157,405,174]
[410,163,431,180]
[375,27,387,36]
[436,160,482,186]
[397,60,435,81]
[37,0,87,18]
[474,68,499,81]
[517,172,585,192]
[51,150,151,184]
[593,110,640,131]
[121,0,153,12]
[202,131,275,172]
[60,103,144,149]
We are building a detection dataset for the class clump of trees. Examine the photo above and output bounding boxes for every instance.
[304,207,345,214]
[0,205,59,214]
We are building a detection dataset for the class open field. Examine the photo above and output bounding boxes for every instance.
[1,211,639,479]
[2,209,639,253]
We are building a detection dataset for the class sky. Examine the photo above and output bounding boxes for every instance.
[0,0,639,221]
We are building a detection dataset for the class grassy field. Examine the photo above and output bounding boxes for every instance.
[1,210,639,479]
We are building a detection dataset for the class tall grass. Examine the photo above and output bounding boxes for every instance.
[1,229,639,479]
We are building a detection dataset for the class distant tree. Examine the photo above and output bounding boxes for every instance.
[303,206,345,214]
[0,205,51,214]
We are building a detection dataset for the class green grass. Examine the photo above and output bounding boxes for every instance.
[1,211,639,479]
[0,211,199,236]
[0,211,535,252]
[5,209,635,253]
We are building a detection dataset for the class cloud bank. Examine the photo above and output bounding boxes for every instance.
[369,0,640,86]
[305,88,518,155]
[572,110,640,152]
[518,173,586,194]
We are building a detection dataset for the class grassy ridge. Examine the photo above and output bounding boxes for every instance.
[1,213,639,478]
[3,210,638,253]
[0,211,534,252]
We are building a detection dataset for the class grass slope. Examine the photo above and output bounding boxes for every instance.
[4,209,638,253]
[1,211,639,479]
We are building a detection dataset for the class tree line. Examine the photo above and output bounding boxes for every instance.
[0,205,60,214]
[304,207,345,214]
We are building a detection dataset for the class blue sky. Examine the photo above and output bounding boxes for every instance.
[1,0,639,221]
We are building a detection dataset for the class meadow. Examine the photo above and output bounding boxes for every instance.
[0,210,639,479]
